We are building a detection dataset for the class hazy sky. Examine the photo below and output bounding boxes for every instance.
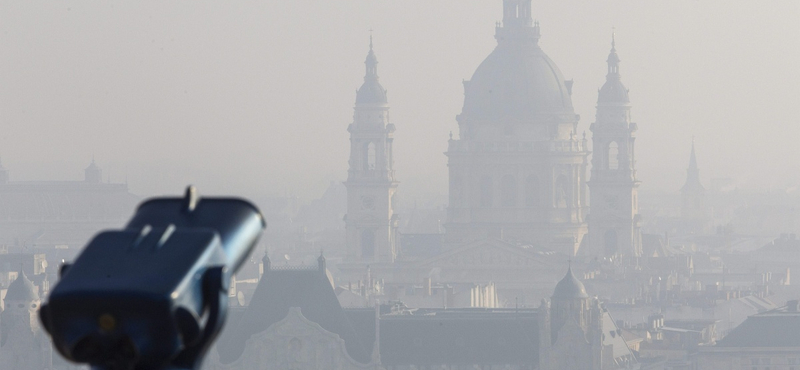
[1,1,798,203]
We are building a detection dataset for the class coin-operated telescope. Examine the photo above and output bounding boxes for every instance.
[39,187,266,370]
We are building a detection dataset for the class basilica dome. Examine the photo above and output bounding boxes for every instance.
[461,29,575,123]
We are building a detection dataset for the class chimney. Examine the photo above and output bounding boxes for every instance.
[424,278,432,297]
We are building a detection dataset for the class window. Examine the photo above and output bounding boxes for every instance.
[500,175,516,207]
[608,141,619,170]
[451,176,462,206]
[361,229,375,258]
[555,175,568,208]
[366,142,376,170]
[604,230,618,256]
[525,175,539,207]
[480,176,493,207]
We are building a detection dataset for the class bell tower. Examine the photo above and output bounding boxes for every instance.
[587,35,642,258]
[344,37,399,263]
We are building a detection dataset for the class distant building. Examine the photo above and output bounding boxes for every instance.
[210,259,636,370]
[694,300,800,370]
[444,0,589,255]
[344,38,399,264]
[586,35,643,258]
[539,268,638,370]
[680,141,709,233]
[0,159,139,251]
[0,272,52,370]
[211,254,379,369]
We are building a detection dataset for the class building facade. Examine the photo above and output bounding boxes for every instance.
[586,36,643,258]
[694,301,800,370]
[0,272,53,370]
[539,268,639,370]
[444,0,589,255]
[344,38,399,263]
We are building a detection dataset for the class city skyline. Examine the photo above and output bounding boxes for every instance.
[0,1,797,203]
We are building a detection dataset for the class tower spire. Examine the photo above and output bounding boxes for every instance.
[355,34,387,105]
[689,136,698,170]
[611,27,616,50]
[364,34,378,79]
[607,31,621,76]
[682,138,704,194]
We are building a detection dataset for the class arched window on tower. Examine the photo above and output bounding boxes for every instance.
[361,229,375,258]
[363,142,376,171]
[500,175,516,207]
[604,229,618,256]
[525,175,539,207]
[555,175,568,208]
[608,142,619,170]
[480,176,493,208]
[451,175,463,207]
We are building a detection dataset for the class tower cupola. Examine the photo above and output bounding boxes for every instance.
[598,33,629,104]
[5,271,39,304]
[552,266,589,299]
[355,36,388,106]
[84,158,102,184]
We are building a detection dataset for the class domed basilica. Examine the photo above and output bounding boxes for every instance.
[344,0,642,267]
[443,0,641,258]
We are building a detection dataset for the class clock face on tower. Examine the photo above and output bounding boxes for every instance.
[361,196,375,210]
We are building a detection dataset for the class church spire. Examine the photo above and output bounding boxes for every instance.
[364,34,378,80]
[597,32,629,104]
[607,31,621,76]
[689,137,698,171]
[356,35,387,105]
[682,138,704,194]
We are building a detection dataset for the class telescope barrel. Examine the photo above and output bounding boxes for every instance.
[39,187,266,370]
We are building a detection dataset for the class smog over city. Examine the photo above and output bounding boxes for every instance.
[0,1,798,370]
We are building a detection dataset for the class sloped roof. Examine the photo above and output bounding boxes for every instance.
[379,309,538,366]
[716,308,800,348]
[215,266,372,364]
[0,181,138,222]
[5,271,38,302]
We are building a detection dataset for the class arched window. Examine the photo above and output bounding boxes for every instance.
[364,142,376,171]
[500,175,516,207]
[525,175,539,207]
[608,142,619,170]
[555,175,569,208]
[361,229,375,258]
[479,176,493,208]
[451,175,462,207]
[604,230,618,256]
